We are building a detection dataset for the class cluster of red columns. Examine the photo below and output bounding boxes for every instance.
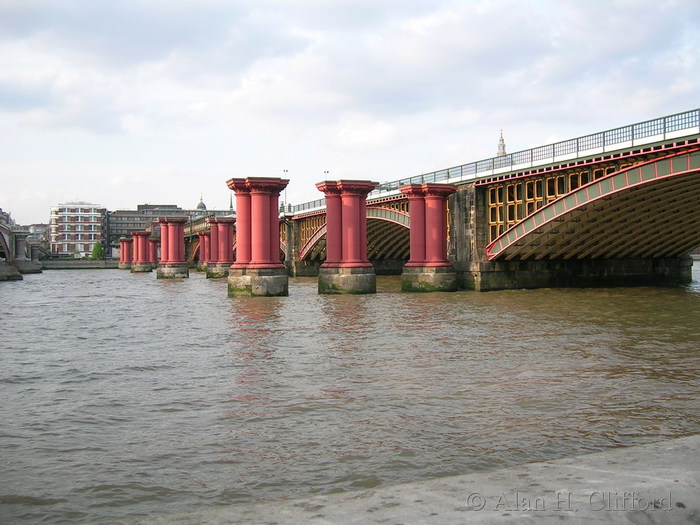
[316,181,377,268]
[226,177,289,269]
[157,218,187,265]
[400,184,456,267]
[118,178,457,292]
[118,218,190,268]
[196,218,235,265]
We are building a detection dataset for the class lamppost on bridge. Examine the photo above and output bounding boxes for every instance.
[282,170,289,212]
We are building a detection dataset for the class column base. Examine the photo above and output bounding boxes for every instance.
[318,266,376,294]
[10,260,42,274]
[118,262,132,270]
[401,265,457,292]
[131,262,153,273]
[156,264,190,279]
[0,261,23,281]
[228,267,288,297]
[206,263,231,279]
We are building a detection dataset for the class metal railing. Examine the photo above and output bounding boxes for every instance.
[290,108,700,214]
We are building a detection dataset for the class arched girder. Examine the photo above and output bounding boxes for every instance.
[366,207,410,227]
[486,149,700,260]
[366,218,410,260]
[299,224,327,261]
[298,207,410,261]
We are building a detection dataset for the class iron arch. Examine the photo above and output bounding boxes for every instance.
[486,149,700,261]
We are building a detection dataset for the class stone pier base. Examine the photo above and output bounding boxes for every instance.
[401,265,457,292]
[465,256,693,291]
[0,261,22,281]
[206,264,230,279]
[118,262,132,270]
[228,267,288,296]
[130,262,153,273]
[318,266,376,294]
[10,260,42,274]
[156,264,190,279]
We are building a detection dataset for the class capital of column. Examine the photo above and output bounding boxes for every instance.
[400,183,457,198]
[247,177,290,194]
[158,217,188,225]
[227,177,289,194]
[423,183,458,198]
[316,181,342,195]
[399,184,427,198]
[131,231,151,238]
[226,178,250,193]
[336,180,377,196]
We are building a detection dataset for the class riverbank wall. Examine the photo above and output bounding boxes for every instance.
[41,259,120,270]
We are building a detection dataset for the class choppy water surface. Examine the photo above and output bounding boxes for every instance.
[2,267,700,523]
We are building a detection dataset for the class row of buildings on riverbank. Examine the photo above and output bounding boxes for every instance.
[19,198,234,259]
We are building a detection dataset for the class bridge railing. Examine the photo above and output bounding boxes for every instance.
[289,108,700,215]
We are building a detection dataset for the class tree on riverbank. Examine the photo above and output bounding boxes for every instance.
[91,242,104,260]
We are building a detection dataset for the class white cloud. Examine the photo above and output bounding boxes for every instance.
[0,0,699,224]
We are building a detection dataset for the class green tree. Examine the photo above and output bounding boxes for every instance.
[91,241,105,260]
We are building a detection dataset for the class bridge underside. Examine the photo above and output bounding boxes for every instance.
[297,216,409,274]
[487,150,700,261]
[470,151,699,291]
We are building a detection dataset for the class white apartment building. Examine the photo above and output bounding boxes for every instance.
[49,202,106,258]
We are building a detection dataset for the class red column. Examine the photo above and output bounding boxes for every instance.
[424,185,456,266]
[202,232,210,263]
[341,191,361,264]
[119,238,129,263]
[197,233,208,264]
[217,218,235,265]
[269,191,281,264]
[250,188,270,264]
[148,239,159,264]
[168,218,187,264]
[316,182,342,265]
[338,181,376,267]
[125,238,133,263]
[227,180,251,267]
[158,219,170,264]
[400,185,427,266]
[208,218,220,263]
[132,232,151,263]
[131,234,139,263]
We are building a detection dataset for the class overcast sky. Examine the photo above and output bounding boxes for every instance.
[1,0,698,224]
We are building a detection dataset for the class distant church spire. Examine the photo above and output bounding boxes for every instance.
[497,130,506,157]
[229,193,234,212]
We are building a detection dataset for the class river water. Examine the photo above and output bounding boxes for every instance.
[1,267,700,523]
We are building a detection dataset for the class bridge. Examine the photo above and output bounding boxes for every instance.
[120,108,699,294]
[275,108,700,290]
[0,215,42,280]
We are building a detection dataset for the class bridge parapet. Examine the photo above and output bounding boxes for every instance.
[290,108,700,217]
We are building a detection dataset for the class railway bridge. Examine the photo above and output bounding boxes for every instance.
[147,108,700,293]
[281,109,700,290]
